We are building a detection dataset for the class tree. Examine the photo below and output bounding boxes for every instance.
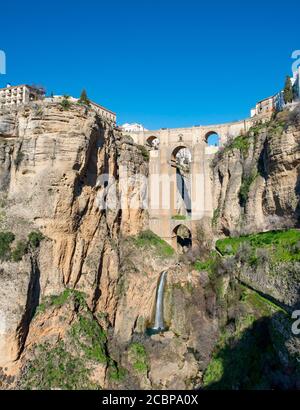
[283,76,293,104]
[78,89,90,106]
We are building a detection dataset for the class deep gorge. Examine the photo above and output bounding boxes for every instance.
[0,101,299,390]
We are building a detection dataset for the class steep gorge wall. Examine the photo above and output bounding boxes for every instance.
[212,108,300,235]
[0,102,148,377]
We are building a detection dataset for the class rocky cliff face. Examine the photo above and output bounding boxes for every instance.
[0,101,299,390]
[212,108,300,235]
[0,102,217,390]
[0,101,149,384]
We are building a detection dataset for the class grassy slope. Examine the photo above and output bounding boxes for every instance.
[216,229,300,263]
[198,229,300,389]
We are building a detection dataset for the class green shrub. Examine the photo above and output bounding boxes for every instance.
[108,362,127,382]
[203,286,287,390]
[60,95,72,110]
[224,134,251,157]
[239,171,257,207]
[171,215,187,220]
[77,89,90,106]
[129,342,149,373]
[50,289,73,307]
[28,231,44,248]
[133,230,174,257]
[70,313,107,364]
[137,145,150,161]
[216,229,300,265]
[0,231,15,261]
[22,341,96,390]
[11,240,28,262]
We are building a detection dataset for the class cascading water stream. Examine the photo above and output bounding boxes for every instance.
[152,271,167,331]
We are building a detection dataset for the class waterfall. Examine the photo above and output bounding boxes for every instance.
[153,271,167,331]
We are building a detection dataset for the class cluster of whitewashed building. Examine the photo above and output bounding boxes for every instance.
[0,84,45,108]
[250,67,300,118]
[0,83,116,124]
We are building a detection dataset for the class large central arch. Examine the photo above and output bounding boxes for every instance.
[170,146,192,217]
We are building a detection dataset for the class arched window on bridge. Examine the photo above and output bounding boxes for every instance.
[146,136,160,150]
[173,225,192,253]
[205,131,220,147]
[171,146,192,218]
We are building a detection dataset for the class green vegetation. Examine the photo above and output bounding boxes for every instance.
[28,231,44,249]
[0,231,15,261]
[22,341,97,390]
[24,290,113,389]
[11,240,28,262]
[283,75,293,104]
[50,289,74,307]
[239,170,257,206]
[194,251,218,273]
[128,342,149,373]
[108,362,127,382]
[0,230,44,262]
[70,313,107,363]
[78,89,90,106]
[36,289,86,314]
[203,286,289,389]
[132,230,174,257]
[216,229,300,265]
[212,208,220,227]
[224,134,251,157]
[171,214,187,220]
[241,285,287,316]
[60,95,72,110]
[137,144,150,161]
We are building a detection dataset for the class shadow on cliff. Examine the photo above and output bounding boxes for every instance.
[204,310,300,390]
[16,255,41,358]
[73,126,106,198]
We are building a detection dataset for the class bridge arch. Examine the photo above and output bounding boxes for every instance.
[146,135,159,149]
[171,145,190,161]
[172,224,192,252]
[205,131,220,146]
[170,146,192,217]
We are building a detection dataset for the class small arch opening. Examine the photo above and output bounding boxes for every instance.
[205,131,220,147]
[173,225,192,253]
[146,136,160,149]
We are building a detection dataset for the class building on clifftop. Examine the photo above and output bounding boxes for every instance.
[0,84,45,109]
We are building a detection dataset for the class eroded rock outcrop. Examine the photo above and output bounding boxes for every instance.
[0,101,148,382]
[0,102,217,390]
[212,108,300,235]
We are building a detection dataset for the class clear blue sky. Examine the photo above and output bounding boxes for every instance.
[1,0,299,129]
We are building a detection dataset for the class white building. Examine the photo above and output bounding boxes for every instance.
[251,64,300,118]
[121,123,148,133]
[0,84,45,108]
[250,95,275,118]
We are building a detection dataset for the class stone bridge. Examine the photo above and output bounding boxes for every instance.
[126,118,253,250]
